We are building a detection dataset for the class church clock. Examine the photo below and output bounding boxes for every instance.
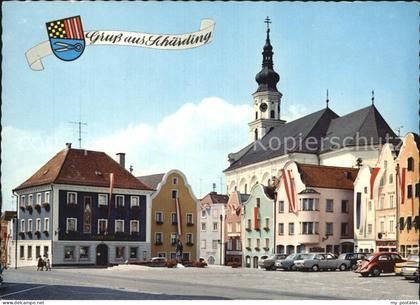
[259,103,268,112]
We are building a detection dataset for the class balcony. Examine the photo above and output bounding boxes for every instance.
[25,205,33,212]
[34,230,41,239]
[42,202,50,211]
[299,234,320,244]
[35,202,42,211]
[156,220,163,225]
[186,222,194,227]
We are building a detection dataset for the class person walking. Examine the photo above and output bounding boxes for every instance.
[45,257,51,271]
[37,256,44,271]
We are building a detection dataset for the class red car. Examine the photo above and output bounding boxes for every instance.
[356,252,405,277]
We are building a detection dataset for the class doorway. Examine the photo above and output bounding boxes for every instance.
[96,244,108,266]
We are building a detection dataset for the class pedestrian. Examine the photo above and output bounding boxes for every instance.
[45,257,51,271]
[37,256,44,271]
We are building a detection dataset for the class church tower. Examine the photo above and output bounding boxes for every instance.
[249,17,285,142]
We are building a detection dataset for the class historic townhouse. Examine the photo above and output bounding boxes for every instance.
[199,192,228,265]
[224,191,249,266]
[1,211,16,267]
[13,144,153,266]
[138,170,199,261]
[396,133,419,257]
[275,161,357,255]
[224,20,399,195]
[374,144,398,252]
[242,184,275,268]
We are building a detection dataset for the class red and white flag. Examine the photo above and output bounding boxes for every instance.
[287,170,297,212]
[370,167,381,200]
[175,198,182,236]
[107,173,115,226]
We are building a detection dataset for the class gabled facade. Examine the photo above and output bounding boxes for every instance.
[224,191,249,266]
[275,162,357,255]
[139,170,200,261]
[395,133,420,257]
[13,144,153,266]
[199,192,228,265]
[242,184,275,268]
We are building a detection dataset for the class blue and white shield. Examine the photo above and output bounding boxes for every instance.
[46,16,85,62]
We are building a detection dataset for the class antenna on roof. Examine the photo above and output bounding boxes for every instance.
[371,89,375,105]
[326,89,329,108]
[395,126,404,138]
[69,120,88,149]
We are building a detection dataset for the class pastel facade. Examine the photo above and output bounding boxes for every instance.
[243,184,276,268]
[199,192,228,265]
[139,170,200,261]
[224,191,249,266]
[275,161,357,255]
[396,133,420,257]
[1,211,16,267]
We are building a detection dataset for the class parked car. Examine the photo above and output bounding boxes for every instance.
[338,253,370,271]
[356,252,405,277]
[279,253,309,271]
[401,263,419,282]
[149,257,167,267]
[295,253,350,271]
[262,254,288,271]
[354,253,373,272]
[395,255,419,275]
[258,256,269,269]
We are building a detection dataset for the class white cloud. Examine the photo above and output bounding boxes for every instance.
[1,97,251,210]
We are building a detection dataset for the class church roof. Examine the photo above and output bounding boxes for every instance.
[201,192,229,204]
[137,173,165,190]
[14,148,152,191]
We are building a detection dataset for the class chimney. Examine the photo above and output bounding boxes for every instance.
[116,153,125,169]
[65,143,72,149]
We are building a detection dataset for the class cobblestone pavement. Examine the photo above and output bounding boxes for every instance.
[1,265,418,300]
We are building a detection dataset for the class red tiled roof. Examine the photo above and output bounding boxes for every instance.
[14,148,152,191]
[297,163,359,190]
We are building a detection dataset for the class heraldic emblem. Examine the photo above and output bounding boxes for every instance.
[46,16,85,61]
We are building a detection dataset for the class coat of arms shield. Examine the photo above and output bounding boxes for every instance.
[46,16,85,61]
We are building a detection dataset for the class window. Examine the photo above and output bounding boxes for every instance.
[237,239,242,251]
[379,197,384,209]
[27,246,32,259]
[399,217,405,230]
[35,246,40,258]
[130,196,139,207]
[155,232,163,244]
[326,223,333,235]
[265,238,270,248]
[227,223,232,232]
[186,213,193,225]
[171,233,177,245]
[416,183,420,198]
[158,252,166,258]
[36,193,41,205]
[236,222,241,232]
[367,224,373,234]
[302,222,314,234]
[341,200,349,213]
[227,239,233,250]
[247,219,252,230]
[213,222,218,231]
[173,177,178,184]
[389,219,395,233]
[64,246,75,260]
[368,201,372,211]
[45,192,50,203]
[80,246,89,260]
[186,233,193,244]
[407,185,413,199]
[20,246,24,259]
[130,247,138,259]
[407,157,414,171]
[44,218,49,232]
[66,218,77,232]
[212,209,218,217]
[171,190,178,199]
[288,223,294,235]
[20,195,25,207]
[35,218,41,232]
[28,219,33,232]
[278,223,284,235]
[67,192,77,205]
[170,253,177,260]
[389,195,395,208]
[98,219,108,234]
[116,247,125,260]
[98,194,108,206]
[278,201,284,213]
[325,199,334,212]
[116,195,124,208]
[212,240,218,249]
[247,238,251,248]
[155,212,163,223]
[389,174,393,184]
[200,240,206,249]
[270,110,275,119]
[380,220,385,233]
[256,238,260,249]
[201,223,206,231]
[201,210,206,217]
[364,187,368,194]
[341,223,349,236]
[43,246,48,257]
[379,176,384,187]
[130,220,139,234]
[265,218,269,228]
[115,220,124,233]
[28,194,33,205]
[171,213,177,224]
[21,220,25,232]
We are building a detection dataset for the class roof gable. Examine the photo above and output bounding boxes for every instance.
[137,173,165,190]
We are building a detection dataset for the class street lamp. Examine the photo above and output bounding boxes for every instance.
[219,214,223,265]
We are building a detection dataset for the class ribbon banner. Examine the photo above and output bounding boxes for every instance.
[26,19,215,71]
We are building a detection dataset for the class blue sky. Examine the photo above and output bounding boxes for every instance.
[2,2,418,210]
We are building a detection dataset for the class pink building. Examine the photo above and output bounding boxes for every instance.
[275,161,358,254]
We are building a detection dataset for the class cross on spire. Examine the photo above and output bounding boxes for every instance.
[326,89,329,108]
[265,16,271,30]
[371,89,375,105]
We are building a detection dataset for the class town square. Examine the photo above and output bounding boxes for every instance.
[1,2,419,303]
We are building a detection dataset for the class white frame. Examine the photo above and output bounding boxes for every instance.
[171,189,178,199]
[201,222,206,231]
[20,245,25,259]
[130,220,139,234]
[278,222,284,235]
[115,246,125,260]
[20,195,25,207]
[35,218,41,232]
[200,240,206,249]
[98,194,108,207]
[98,219,108,234]
[172,177,178,185]
[236,222,241,232]
[186,213,193,225]
[155,232,163,243]
[27,245,32,259]
[155,211,163,222]
[67,192,77,205]
[27,219,33,232]
[66,217,77,233]
[36,193,42,205]
[265,238,270,248]
[115,219,125,233]
[201,209,206,217]
[212,240,218,249]
[247,238,251,248]
[115,195,125,208]
[171,212,177,224]
[45,192,50,204]
[21,219,25,232]
[44,218,49,232]
[64,246,76,261]
[28,194,33,205]
[170,232,177,244]
[288,222,295,235]
[130,196,140,207]
[326,222,333,236]
[79,245,90,261]
[212,222,218,231]
[325,199,334,212]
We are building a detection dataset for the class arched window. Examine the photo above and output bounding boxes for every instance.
[270,110,275,119]
[254,129,258,141]
[407,157,414,171]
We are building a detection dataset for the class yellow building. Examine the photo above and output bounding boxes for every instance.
[396,133,420,257]
[138,170,199,261]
